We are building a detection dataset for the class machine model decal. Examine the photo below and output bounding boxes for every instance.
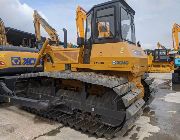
[11,57,37,66]
[112,61,129,65]
[22,58,36,65]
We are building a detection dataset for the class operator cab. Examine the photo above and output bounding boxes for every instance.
[83,0,136,63]
[85,0,135,44]
[153,49,170,62]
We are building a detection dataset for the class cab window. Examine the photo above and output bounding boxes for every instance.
[95,7,115,39]
[159,50,166,55]
[121,8,136,43]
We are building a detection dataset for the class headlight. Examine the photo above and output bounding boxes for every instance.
[0,61,5,66]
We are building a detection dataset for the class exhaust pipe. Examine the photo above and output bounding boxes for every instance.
[63,28,67,48]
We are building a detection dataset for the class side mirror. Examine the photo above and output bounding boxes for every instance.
[77,37,84,46]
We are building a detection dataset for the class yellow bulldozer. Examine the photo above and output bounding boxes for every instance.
[0,0,155,138]
[146,42,174,73]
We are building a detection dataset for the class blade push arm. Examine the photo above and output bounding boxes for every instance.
[34,39,50,67]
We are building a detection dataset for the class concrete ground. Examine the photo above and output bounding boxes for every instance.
[0,73,180,140]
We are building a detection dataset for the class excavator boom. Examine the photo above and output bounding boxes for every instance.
[157,42,166,49]
[76,6,87,39]
[172,23,180,51]
[0,18,7,45]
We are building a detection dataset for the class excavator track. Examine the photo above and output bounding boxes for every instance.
[14,71,155,139]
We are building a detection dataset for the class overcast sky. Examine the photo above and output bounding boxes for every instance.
[0,0,179,49]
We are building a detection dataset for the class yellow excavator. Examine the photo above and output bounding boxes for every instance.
[0,18,42,102]
[33,10,72,48]
[0,18,41,75]
[147,42,174,73]
[33,10,60,47]
[0,0,155,138]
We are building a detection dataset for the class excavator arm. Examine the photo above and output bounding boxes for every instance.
[172,23,180,51]
[33,10,59,45]
[0,18,7,45]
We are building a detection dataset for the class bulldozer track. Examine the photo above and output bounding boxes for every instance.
[15,71,155,139]
[23,105,143,139]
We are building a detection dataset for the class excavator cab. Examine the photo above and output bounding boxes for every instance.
[82,0,136,63]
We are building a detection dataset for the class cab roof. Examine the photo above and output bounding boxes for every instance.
[87,0,135,15]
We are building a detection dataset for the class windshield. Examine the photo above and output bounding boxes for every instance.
[95,7,115,39]
[159,50,167,55]
[121,8,136,43]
